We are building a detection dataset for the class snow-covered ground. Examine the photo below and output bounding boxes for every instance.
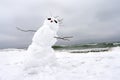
[0,47,120,80]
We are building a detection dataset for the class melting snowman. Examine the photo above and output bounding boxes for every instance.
[24,17,59,73]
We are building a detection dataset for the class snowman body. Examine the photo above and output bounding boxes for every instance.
[26,17,59,68]
[30,25,57,48]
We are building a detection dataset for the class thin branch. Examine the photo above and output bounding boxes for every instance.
[62,36,73,38]
[54,36,73,41]
[16,27,36,32]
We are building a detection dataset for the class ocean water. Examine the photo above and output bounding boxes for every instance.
[0,42,120,54]
[53,42,120,53]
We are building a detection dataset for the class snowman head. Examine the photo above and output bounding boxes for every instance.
[43,17,59,32]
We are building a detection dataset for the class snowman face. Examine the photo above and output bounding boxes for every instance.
[44,17,59,25]
[44,17,59,32]
[47,18,58,24]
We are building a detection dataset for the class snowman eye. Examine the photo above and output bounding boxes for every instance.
[54,20,57,23]
[48,18,51,20]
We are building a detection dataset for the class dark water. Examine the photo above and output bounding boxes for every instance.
[53,42,120,53]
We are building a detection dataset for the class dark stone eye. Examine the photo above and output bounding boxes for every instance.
[54,20,57,23]
[48,18,51,20]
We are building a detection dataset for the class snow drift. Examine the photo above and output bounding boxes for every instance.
[0,47,120,80]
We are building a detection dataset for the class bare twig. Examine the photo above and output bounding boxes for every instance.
[54,36,73,41]
[16,27,36,32]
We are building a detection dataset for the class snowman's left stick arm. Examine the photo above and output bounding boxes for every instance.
[54,36,73,41]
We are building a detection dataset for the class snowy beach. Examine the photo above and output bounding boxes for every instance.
[0,47,120,80]
[0,0,120,80]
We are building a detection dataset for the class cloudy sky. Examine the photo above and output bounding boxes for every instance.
[0,0,120,48]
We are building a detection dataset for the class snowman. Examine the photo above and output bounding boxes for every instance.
[24,17,59,70]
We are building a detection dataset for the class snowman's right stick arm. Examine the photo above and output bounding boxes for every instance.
[16,27,36,32]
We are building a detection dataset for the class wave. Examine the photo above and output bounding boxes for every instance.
[53,42,120,49]
[69,48,110,53]
[53,42,120,53]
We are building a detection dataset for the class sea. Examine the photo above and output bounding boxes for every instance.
[0,42,120,54]
[53,42,120,53]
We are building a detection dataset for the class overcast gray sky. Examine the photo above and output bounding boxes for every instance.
[0,0,120,48]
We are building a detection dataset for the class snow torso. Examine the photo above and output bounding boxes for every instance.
[32,25,57,47]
